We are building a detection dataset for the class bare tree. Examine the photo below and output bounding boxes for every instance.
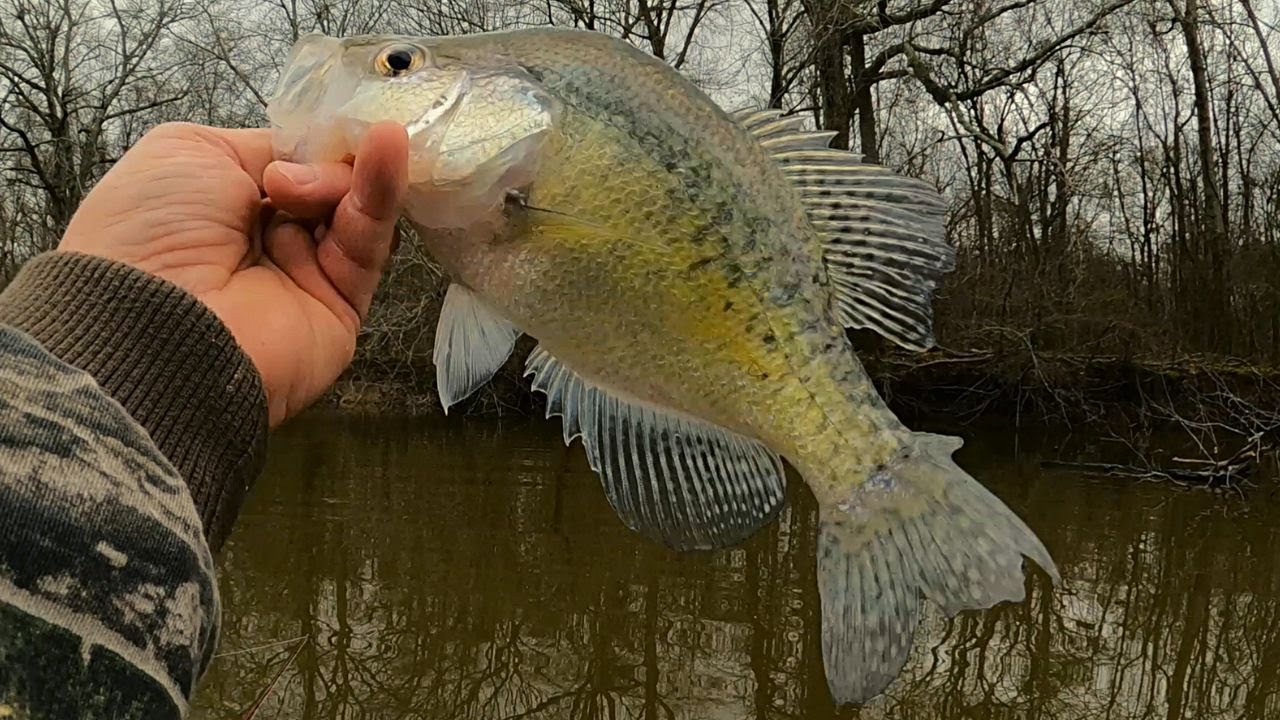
[542,0,729,69]
[0,0,193,244]
[741,0,809,108]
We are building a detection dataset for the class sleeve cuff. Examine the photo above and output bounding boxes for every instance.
[0,251,268,551]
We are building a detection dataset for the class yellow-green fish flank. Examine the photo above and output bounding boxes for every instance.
[267,27,1060,704]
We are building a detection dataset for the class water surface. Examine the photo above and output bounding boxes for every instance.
[191,414,1280,719]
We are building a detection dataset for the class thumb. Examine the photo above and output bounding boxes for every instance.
[317,121,410,323]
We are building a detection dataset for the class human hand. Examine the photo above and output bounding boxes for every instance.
[59,121,409,427]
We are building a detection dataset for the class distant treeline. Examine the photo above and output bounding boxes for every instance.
[4,0,1280,422]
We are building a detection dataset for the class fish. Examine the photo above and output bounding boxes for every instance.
[266,27,1060,704]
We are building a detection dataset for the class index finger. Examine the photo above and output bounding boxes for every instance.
[264,160,355,218]
[152,124,277,190]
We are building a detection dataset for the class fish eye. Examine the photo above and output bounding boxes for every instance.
[375,44,424,77]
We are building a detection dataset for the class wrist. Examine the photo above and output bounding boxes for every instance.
[0,251,269,551]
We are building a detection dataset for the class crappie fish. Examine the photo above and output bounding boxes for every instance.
[267,27,1059,703]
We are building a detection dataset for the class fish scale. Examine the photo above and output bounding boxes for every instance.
[267,26,1059,706]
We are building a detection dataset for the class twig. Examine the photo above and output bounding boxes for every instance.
[238,636,308,720]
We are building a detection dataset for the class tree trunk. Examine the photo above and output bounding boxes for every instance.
[848,32,879,162]
[806,8,851,148]
[1175,0,1231,352]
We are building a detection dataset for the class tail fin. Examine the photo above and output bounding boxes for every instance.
[816,431,1059,704]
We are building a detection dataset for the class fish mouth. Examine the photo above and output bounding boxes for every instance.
[267,33,365,164]
[264,32,562,230]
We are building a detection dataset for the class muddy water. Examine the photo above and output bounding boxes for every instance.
[190,414,1280,719]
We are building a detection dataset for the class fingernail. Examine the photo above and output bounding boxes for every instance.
[278,162,318,186]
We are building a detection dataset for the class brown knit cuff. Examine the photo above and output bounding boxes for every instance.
[0,251,268,552]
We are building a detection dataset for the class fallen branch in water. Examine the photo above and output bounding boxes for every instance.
[867,330,1280,487]
[1040,432,1271,488]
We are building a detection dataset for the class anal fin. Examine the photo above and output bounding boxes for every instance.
[525,345,787,551]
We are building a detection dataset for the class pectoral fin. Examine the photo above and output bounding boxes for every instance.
[525,345,787,551]
[433,283,521,414]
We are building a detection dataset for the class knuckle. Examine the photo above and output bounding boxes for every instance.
[332,235,379,273]
[145,121,199,141]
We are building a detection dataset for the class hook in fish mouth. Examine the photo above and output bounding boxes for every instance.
[504,189,529,208]
[501,189,579,221]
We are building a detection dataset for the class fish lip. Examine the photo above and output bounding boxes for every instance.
[266,31,562,228]
[266,33,343,109]
[267,33,359,163]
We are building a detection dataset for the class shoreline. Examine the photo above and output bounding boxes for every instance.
[316,346,1280,488]
[325,346,1280,422]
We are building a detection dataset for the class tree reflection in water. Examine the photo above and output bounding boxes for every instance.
[190,416,1280,720]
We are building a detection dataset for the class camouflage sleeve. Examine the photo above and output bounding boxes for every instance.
[0,252,272,718]
[0,252,269,552]
[0,325,218,719]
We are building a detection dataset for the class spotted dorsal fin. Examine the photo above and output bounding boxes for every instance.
[525,345,787,551]
[732,108,954,352]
